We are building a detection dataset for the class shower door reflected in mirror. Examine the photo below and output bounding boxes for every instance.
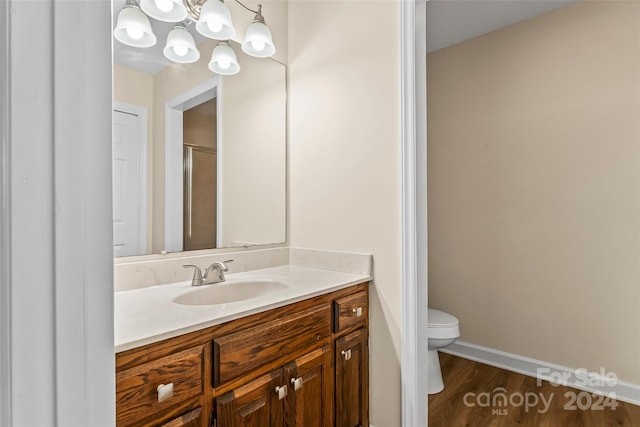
[183,98,217,251]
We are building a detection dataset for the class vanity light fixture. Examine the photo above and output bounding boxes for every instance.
[163,24,200,63]
[140,0,188,22]
[114,0,157,48]
[208,41,240,75]
[114,0,276,74]
[195,0,235,40]
[240,4,275,58]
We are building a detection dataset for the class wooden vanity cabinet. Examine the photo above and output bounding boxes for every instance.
[215,369,285,427]
[333,290,369,427]
[116,282,369,427]
[215,345,333,427]
[284,345,334,427]
[161,407,204,427]
[335,329,368,427]
[115,345,206,427]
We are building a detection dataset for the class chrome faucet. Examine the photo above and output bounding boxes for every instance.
[203,259,234,284]
[183,259,234,287]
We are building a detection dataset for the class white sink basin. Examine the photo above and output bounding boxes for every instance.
[173,279,288,306]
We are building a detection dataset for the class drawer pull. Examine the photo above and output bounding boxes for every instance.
[157,383,174,403]
[341,349,352,361]
[352,307,363,317]
[275,385,288,400]
[291,377,303,391]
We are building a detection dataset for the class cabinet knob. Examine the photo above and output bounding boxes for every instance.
[275,385,288,400]
[291,376,303,391]
[157,383,174,403]
[341,349,352,361]
[352,307,363,317]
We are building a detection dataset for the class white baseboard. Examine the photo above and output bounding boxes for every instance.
[441,341,640,406]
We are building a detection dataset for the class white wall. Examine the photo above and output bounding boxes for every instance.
[288,1,403,425]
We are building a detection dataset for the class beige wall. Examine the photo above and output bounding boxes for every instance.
[113,64,154,252]
[428,1,640,383]
[288,1,402,425]
[219,53,286,247]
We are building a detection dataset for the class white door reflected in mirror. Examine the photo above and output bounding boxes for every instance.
[113,106,148,257]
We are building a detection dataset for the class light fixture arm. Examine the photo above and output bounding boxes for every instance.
[233,1,262,18]
[124,0,142,10]
[182,0,263,22]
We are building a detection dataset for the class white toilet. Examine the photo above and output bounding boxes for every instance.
[428,308,460,394]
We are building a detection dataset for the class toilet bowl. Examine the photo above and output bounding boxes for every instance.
[428,308,460,394]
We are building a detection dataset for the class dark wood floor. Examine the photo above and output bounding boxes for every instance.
[429,352,640,427]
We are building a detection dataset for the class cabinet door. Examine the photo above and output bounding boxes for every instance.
[335,329,368,427]
[215,369,285,427]
[160,407,202,427]
[284,345,333,427]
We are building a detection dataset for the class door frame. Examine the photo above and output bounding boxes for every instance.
[0,0,10,423]
[2,0,114,425]
[114,102,149,255]
[400,0,428,425]
[164,77,218,253]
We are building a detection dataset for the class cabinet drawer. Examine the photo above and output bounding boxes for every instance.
[116,346,204,426]
[213,303,332,385]
[334,291,368,333]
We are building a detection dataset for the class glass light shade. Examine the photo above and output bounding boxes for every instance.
[241,20,275,58]
[163,26,200,63]
[208,42,240,75]
[195,0,235,40]
[140,0,188,22]
[114,6,157,48]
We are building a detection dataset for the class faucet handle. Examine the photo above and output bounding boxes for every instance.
[183,264,204,286]
[221,259,234,271]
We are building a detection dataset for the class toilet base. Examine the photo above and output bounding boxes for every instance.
[428,349,444,394]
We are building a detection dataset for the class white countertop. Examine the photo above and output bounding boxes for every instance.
[115,265,370,353]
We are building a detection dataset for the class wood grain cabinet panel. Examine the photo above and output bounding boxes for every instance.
[160,407,203,427]
[333,291,368,333]
[284,345,333,427]
[116,346,204,426]
[215,346,333,427]
[335,329,368,427]
[213,303,332,386]
[215,370,285,427]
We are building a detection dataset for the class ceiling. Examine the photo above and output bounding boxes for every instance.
[426,0,579,53]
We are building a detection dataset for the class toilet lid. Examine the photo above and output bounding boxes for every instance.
[428,309,458,327]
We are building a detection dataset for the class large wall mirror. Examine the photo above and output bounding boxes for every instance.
[112,0,287,257]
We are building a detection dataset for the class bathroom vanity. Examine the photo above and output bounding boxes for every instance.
[115,265,370,427]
